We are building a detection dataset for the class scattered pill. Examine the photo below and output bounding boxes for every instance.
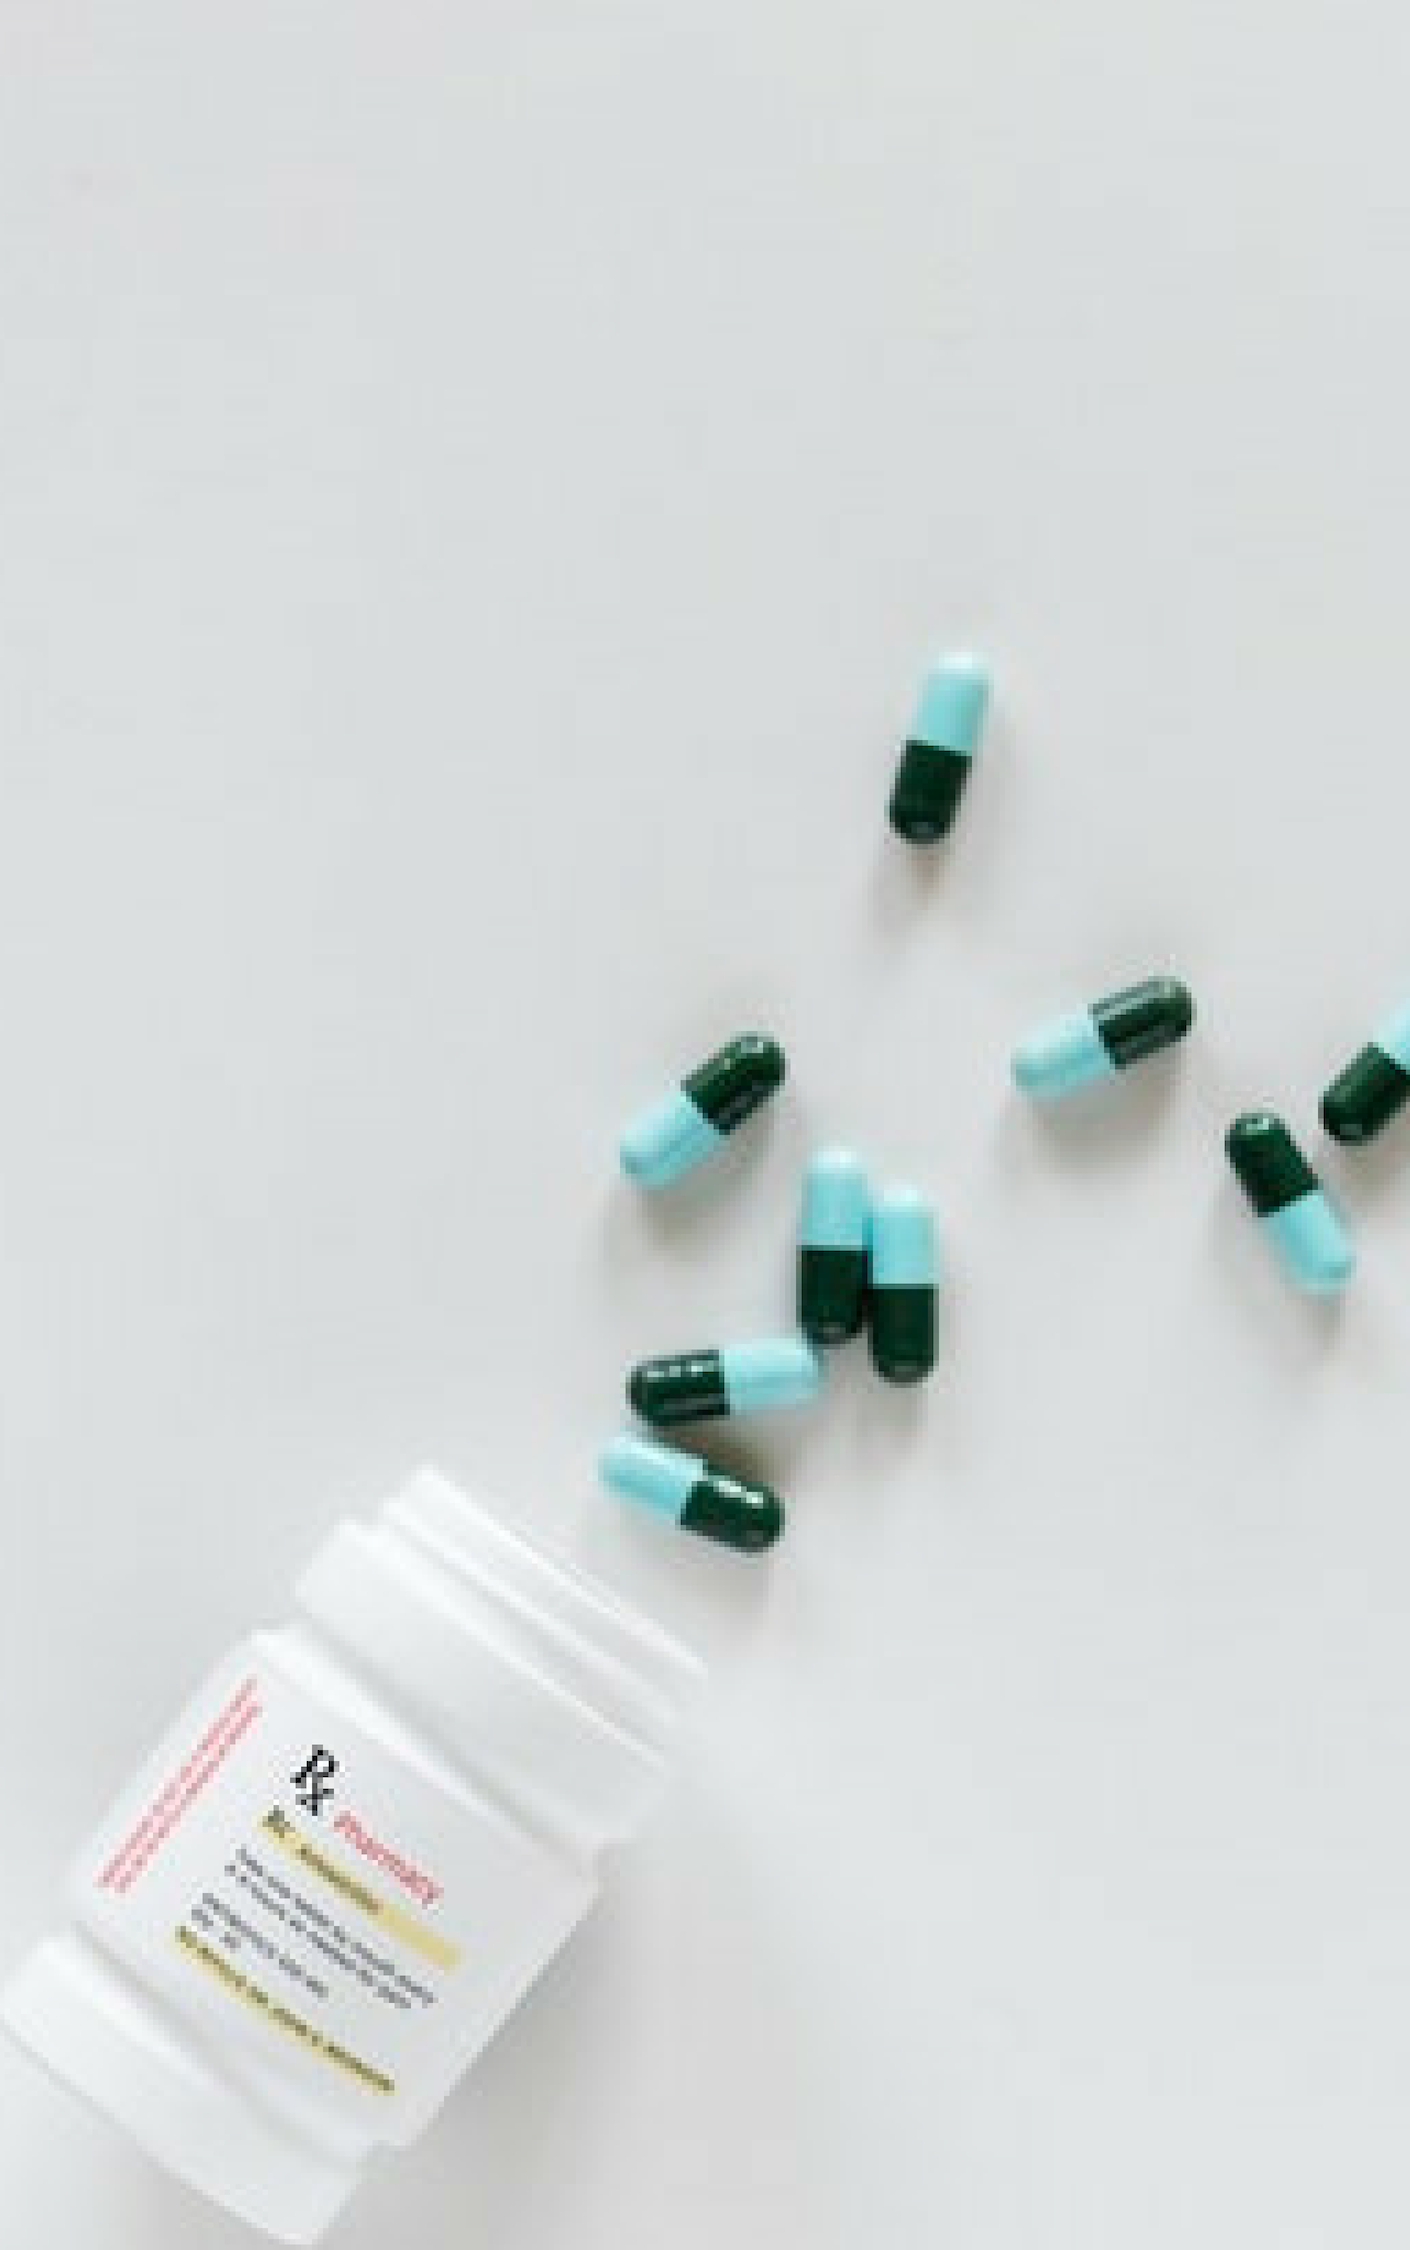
[619,1033,785,1188]
[627,1336,821,1425]
[798,1147,872,1345]
[1226,1111,1354,1292]
[888,653,991,842]
[1320,1000,1410,1144]
[1012,976,1194,1099]
[601,1432,783,1553]
[869,1185,939,1382]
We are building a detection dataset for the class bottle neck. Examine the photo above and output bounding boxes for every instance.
[290,1468,703,1865]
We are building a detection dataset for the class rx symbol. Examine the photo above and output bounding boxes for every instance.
[290,1745,338,1816]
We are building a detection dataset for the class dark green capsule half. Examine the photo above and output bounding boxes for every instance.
[682,1034,786,1135]
[628,1350,729,1426]
[888,742,972,842]
[798,1148,871,1345]
[681,1470,784,1553]
[1225,1111,1319,1216]
[869,1285,937,1384]
[1321,1044,1410,1144]
[799,1245,870,1346]
[629,1337,821,1424]
[888,654,989,843]
[1093,977,1195,1069]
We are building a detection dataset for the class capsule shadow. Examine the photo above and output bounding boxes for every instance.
[688,1410,824,1502]
[850,1357,931,1459]
[838,1289,961,1504]
[598,1121,783,1283]
[868,813,949,932]
[1320,1114,1410,1217]
[571,1480,782,1645]
[1002,1048,1185,1172]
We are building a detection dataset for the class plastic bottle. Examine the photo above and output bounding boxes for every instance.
[1,1467,702,2241]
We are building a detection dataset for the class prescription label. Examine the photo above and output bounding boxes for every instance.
[68,1646,587,2136]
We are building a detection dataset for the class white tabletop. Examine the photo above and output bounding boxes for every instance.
[3,7,1408,2246]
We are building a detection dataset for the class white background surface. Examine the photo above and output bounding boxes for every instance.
[2,5,1409,2245]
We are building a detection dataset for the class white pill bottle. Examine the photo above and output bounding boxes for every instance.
[1,1468,702,2242]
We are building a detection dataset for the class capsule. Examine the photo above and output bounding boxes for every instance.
[627,1335,821,1426]
[1226,1111,1354,1292]
[1321,1000,1410,1144]
[868,1185,939,1382]
[619,1034,785,1188]
[600,1432,783,1553]
[1012,977,1194,1098]
[888,652,990,842]
[798,1148,872,1345]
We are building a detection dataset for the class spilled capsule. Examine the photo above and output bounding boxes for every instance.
[1226,1112,1354,1292]
[1013,977,1194,1098]
[798,1148,871,1345]
[869,1185,939,1383]
[888,653,990,842]
[1321,1000,1410,1144]
[627,1336,821,1426]
[601,1432,783,1553]
[619,1034,785,1188]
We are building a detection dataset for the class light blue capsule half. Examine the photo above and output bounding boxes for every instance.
[912,653,990,758]
[619,1087,720,1187]
[1012,1008,1115,1099]
[720,1335,822,1414]
[600,1432,700,1521]
[800,1148,871,1249]
[870,1186,939,1287]
[1262,1190,1355,1293]
[1375,999,1410,1074]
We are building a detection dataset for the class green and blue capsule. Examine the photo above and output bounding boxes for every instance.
[1226,1112,1354,1293]
[798,1148,871,1345]
[627,1336,821,1426]
[869,1185,939,1383]
[1012,977,1194,1098]
[619,1033,785,1188]
[888,653,990,842]
[1321,1000,1410,1144]
[601,1433,783,1554]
